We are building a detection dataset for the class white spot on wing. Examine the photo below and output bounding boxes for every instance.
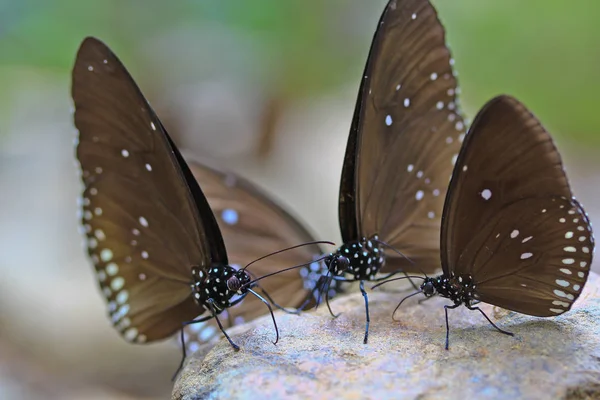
[555,279,569,287]
[520,252,533,260]
[481,189,492,201]
[124,327,138,342]
[106,263,118,276]
[111,277,125,291]
[100,249,113,262]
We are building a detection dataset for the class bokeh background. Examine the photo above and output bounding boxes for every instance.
[0,0,598,398]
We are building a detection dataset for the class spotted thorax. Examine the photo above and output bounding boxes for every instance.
[191,266,252,313]
[421,274,478,306]
[326,235,386,280]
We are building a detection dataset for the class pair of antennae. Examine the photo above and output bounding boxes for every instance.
[240,240,335,288]
[242,240,335,272]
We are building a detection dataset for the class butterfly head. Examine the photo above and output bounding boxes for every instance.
[325,254,350,275]
[420,277,437,297]
[227,269,252,295]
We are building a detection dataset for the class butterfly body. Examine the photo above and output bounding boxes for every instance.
[326,236,385,281]
[191,266,251,313]
[421,274,477,307]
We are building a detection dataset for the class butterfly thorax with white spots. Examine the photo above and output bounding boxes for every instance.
[191,265,251,313]
[421,274,478,306]
[326,236,385,281]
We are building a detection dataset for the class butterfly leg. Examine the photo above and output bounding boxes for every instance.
[296,275,329,312]
[316,271,335,313]
[418,295,434,305]
[444,303,460,350]
[172,314,215,381]
[324,275,341,319]
[248,289,279,345]
[207,299,240,351]
[360,280,370,344]
[467,305,514,337]
[225,310,234,328]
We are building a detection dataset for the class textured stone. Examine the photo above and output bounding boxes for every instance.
[174,273,600,399]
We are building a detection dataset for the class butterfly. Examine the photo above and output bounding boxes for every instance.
[312,0,467,343]
[384,95,594,349]
[180,158,346,353]
[72,37,340,361]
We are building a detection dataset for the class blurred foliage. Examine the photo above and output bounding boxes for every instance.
[0,0,598,144]
[436,0,600,145]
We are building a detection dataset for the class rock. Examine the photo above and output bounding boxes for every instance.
[173,273,600,399]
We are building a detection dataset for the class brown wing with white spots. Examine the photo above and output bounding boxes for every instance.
[182,160,332,349]
[441,95,572,275]
[456,196,593,316]
[339,0,465,274]
[73,37,215,343]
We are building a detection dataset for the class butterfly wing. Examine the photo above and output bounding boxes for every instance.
[441,95,594,315]
[73,37,222,342]
[339,0,465,273]
[182,159,331,348]
[457,196,593,316]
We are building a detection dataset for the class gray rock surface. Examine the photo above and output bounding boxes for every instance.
[173,273,600,400]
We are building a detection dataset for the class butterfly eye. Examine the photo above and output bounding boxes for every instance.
[336,256,350,270]
[421,280,435,297]
[226,276,242,292]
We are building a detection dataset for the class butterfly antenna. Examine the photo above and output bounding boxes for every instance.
[248,289,279,345]
[243,254,332,288]
[371,275,426,290]
[392,290,422,321]
[255,284,300,315]
[242,240,336,272]
[172,314,215,381]
[373,239,429,285]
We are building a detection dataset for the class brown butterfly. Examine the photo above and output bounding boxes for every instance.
[72,37,342,363]
[180,158,345,352]
[425,95,593,348]
[312,0,467,343]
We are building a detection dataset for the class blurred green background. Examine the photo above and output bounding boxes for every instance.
[0,1,598,399]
